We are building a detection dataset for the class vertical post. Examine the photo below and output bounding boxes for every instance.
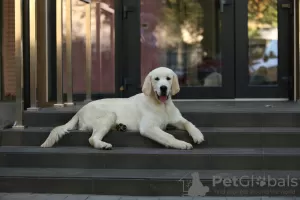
[27,0,39,111]
[0,1,2,101]
[294,0,300,101]
[111,7,115,89]
[298,0,300,101]
[54,0,64,107]
[64,0,74,106]
[13,0,25,129]
[85,1,92,102]
[44,0,49,102]
[23,0,31,110]
[98,2,102,83]
[36,0,49,106]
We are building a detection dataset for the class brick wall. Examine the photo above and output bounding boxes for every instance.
[2,0,16,98]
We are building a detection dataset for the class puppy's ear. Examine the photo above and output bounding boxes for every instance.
[142,75,152,96]
[171,73,180,96]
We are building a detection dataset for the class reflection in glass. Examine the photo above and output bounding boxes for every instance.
[140,0,222,87]
[62,0,115,94]
[248,0,278,85]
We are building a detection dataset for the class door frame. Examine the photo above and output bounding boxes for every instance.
[0,0,2,100]
[235,0,293,98]
[117,0,141,98]
[122,0,236,99]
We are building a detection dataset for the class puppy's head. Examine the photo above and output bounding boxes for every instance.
[142,67,180,103]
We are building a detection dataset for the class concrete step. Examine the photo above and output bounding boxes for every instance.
[2,127,300,148]
[23,110,300,127]
[2,194,295,200]
[0,168,299,196]
[1,146,300,170]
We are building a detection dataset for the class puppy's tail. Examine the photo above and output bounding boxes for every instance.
[41,114,79,148]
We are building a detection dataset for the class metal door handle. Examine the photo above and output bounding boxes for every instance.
[220,0,232,12]
[123,6,135,19]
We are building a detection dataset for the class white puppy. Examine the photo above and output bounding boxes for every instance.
[41,67,204,149]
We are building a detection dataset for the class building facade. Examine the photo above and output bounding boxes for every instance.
[1,0,300,105]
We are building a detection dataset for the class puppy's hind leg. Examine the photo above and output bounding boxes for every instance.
[88,112,117,150]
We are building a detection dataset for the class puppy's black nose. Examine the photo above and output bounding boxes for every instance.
[160,86,167,93]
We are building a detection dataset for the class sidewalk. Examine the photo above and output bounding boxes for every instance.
[0,193,297,200]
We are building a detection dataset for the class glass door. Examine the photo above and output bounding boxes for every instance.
[48,0,120,102]
[122,0,236,99]
[235,0,292,98]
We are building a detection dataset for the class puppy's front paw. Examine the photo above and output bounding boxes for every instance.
[94,141,113,150]
[172,140,193,150]
[89,137,112,150]
[190,129,205,144]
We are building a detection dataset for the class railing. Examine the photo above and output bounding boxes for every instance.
[13,0,24,129]
[12,0,94,129]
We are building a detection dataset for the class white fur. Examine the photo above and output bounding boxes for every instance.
[41,67,204,150]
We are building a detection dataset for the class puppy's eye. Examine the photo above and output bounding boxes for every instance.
[166,77,171,81]
[154,77,160,81]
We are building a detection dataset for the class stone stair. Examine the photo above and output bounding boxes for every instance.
[1,102,300,197]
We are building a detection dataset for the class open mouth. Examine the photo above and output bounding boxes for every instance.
[156,93,169,103]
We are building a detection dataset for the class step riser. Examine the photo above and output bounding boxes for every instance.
[23,112,300,127]
[2,130,300,148]
[0,177,299,197]
[1,153,300,170]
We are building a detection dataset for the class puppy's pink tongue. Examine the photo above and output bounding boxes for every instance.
[159,96,167,103]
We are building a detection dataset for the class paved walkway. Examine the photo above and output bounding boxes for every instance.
[0,193,298,200]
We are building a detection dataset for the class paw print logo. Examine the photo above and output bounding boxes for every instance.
[256,177,267,187]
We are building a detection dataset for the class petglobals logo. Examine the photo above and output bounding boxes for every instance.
[212,175,299,188]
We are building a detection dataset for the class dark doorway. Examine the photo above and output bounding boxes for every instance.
[121,0,292,99]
